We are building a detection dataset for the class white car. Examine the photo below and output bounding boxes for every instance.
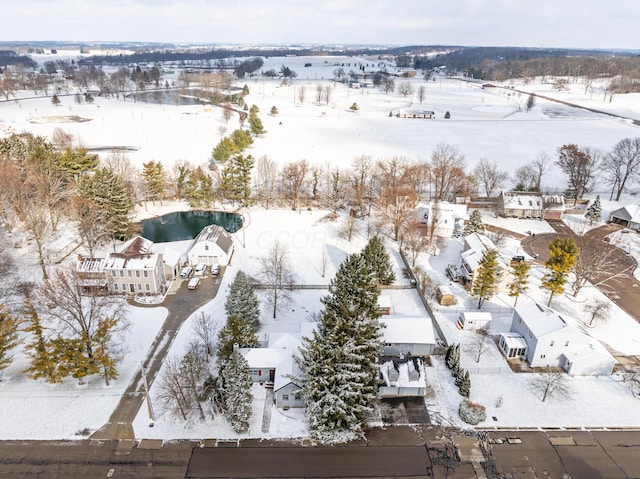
[187,277,200,290]
[180,266,193,278]
[211,264,220,276]
[194,263,208,276]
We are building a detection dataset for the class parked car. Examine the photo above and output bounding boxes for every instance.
[187,277,200,290]
[194,263,208,276]
[180,266,193,278]
[211,264,220,275]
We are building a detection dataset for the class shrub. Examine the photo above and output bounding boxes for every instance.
[458,399,486,425]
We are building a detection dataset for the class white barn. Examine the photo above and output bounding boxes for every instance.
[187,225,234,267]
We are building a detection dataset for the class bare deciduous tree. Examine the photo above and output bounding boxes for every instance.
[340,214,358,242]
[473,158,509,197]
[18,203,53,280]
[583,299,612,327]
[191,312,221,358]
[470,328,492,363]
[256,155,279,209]
[349,155,374,217]
[531,152,553,191]
[397,82,414,97]
[297,85,306,104]
[530,368,571,402]
[279,160,308,210]
[259,241,296,319]
[323,85,333,106]
[572,236,632,297]
[416,85,426,104]
[556,144,601,205]
[430,144,467,202]
[72,196,112,257]
[601,137,640,201]
[401,218,429,267]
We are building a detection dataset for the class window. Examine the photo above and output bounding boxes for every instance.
[122,283,127,290]
[114,284,119,291]
[137,283,142,291]
[529,331,533,338]
[294,393,302,401]
[111,271,117,277]
[136,271,140,278]
[205,244,209,251]
[145,284,150,291]
[119,270,124,277]
[540,354,546,359]
[282,394,289,401]
[127,271,132,277]
[144,271,148,278]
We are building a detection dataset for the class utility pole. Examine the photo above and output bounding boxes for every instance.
[140,362,156,425]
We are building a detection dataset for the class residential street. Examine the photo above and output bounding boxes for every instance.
[2,427,640,479]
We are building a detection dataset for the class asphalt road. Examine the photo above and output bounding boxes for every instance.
[91,271,225,440]
[3,428,640,479]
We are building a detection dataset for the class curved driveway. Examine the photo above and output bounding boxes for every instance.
[521,221,640,321]
[91,272,224,440]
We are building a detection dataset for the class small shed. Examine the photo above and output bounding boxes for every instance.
[436,285,455,306]
[457,312,492,330]
[561,344,616,376]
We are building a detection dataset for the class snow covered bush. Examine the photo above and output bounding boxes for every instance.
[458,399,486,425]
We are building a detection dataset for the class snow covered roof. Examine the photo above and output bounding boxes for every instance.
[119,236,153,255]
[500,191,543,209]
[192,224,233,254]
[239,348,288,369]
[610,203,640,222]
[513,301,567,338]
[380,358,426,388]
[500,332,528,350]
[104,236,160,270]
[377,295,392,309]
[268,332,301,350]
[77,257,105,273]
[151,243,182,267]
[380,317,436,345]
[461,232,497,270]
[273,355,303,393]
[563,343,615,364]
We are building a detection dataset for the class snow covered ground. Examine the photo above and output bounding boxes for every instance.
[2,55,640,439]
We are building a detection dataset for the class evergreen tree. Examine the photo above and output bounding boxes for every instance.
[459,370,471,397]
[444,110,451,119]
[142,160,167,205]
[463,209,485,235]
[472,249,499,309]
[219,154,254,206]
[242,84,250,95]
[225,271,260,331]
[211,136,237,164]
[249,104,260,115]
[56,147,98,179]
[184,167,215,207]
[222,351,253,433]
[362,235,395,285]
[297,252,383,443]
[446,343,460,370]
[526,93,536,112]
[248,112,266,135]
[444,343,454,368]
[22,299,62,383]
[217,315,258,361]
[350,102,359,111]
[0,305,21,374]
[230,129,253,150]
[542,237,579,306]
[584,195,602,225]
[455,367,465,387]
[270,106,278,115]
[508,261,531,306]
[77,167,133,239]
[51,94,61,106]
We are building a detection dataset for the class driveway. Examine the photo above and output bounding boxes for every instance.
[91,270,225,440]
[521,221,640,322]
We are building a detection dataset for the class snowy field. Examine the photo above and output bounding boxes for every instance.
[2,54,640,439]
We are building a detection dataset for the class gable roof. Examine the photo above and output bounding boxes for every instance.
[513,301,567,338]
[192,225,234,254]
[461,232,497,270]
[104,236,159,270]
[610,203,640,222]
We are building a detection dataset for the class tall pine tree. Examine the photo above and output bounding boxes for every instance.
[225,271,260,331]
[222,351,253,433]
[472,249,499,309]
[584,195,602,225]
[362,235,395,285]
[508,261,531,306]
[0,305,21,374]
[542,237,579,306]
[298,252,383,443]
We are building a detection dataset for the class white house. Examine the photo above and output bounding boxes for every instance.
[273,356,304,409]
[499,300,616,376]
[609,203,640,231]
[458,233,512,293]
[103,236,166,295]
[419,201,467,237]
[380,316,436,357]
[187,224,234,267]
[497,191,565,220]
[379,357,427,397]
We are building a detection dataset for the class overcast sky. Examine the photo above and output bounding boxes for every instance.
[2,0,638,50]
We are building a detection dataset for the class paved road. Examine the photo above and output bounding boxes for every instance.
[91,272,225,440]
[3,427,640,479]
